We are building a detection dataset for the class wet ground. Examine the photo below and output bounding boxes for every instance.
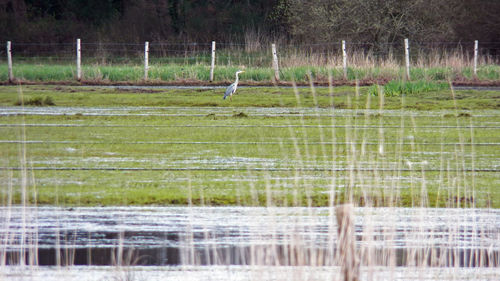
[1,206,499,280]
[1,206,499,265]
[1,105,499,208]
[1,106,499,117]
[3,265,500,281]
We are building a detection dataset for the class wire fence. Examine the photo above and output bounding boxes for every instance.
[3,40,500,66]
[2,39,500,82]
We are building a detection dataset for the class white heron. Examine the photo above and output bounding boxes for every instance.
[223,70,245,101]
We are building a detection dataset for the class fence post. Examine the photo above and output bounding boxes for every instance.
[7,41,13,83]
[336,204,359,281]
[210,41,216,82]
[473,40,478,76]
[76,38,81,81]
[271,43,280,81]
[342,40,348,79]
[404,38,410,80]
[144,41,149,80]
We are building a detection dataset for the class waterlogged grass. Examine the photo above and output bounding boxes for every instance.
[3,169,497,208]
[2,62,500,83]
[0,85,499,207]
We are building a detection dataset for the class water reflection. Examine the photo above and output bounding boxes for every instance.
[1,206,499,268]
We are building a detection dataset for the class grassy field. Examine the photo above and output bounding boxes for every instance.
[0,85,499,208]
[0,83,499,109]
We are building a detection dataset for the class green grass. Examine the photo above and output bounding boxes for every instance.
[2,62,500,83]
[0,85,499,208]
[369,80,450,97]
[0,85,499,110]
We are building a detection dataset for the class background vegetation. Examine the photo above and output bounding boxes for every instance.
[1,0,499,50]
[1,1,499,85]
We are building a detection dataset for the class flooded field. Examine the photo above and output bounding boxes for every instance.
[1,206,499,280]
[1,105,499,207]
[1,86,500,280]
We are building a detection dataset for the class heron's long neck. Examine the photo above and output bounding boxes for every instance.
[235,73,239,83]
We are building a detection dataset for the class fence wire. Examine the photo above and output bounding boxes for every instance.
[3,40,500,67]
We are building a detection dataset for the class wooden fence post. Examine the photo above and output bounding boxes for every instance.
[76,38,81,81]
[336,204,359,281]
[271,43,280,81]
[144,41,149,80]
[7,41,13,83]
[210,41,216,82]
[404,38,410,80]
[342,40,347,79]
[473,40,478,76]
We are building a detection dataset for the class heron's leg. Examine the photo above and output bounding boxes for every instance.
[230,95,232,101]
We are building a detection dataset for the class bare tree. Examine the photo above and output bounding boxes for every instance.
[282,0,454,51]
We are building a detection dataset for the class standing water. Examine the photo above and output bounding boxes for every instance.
[1,206,499,280]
